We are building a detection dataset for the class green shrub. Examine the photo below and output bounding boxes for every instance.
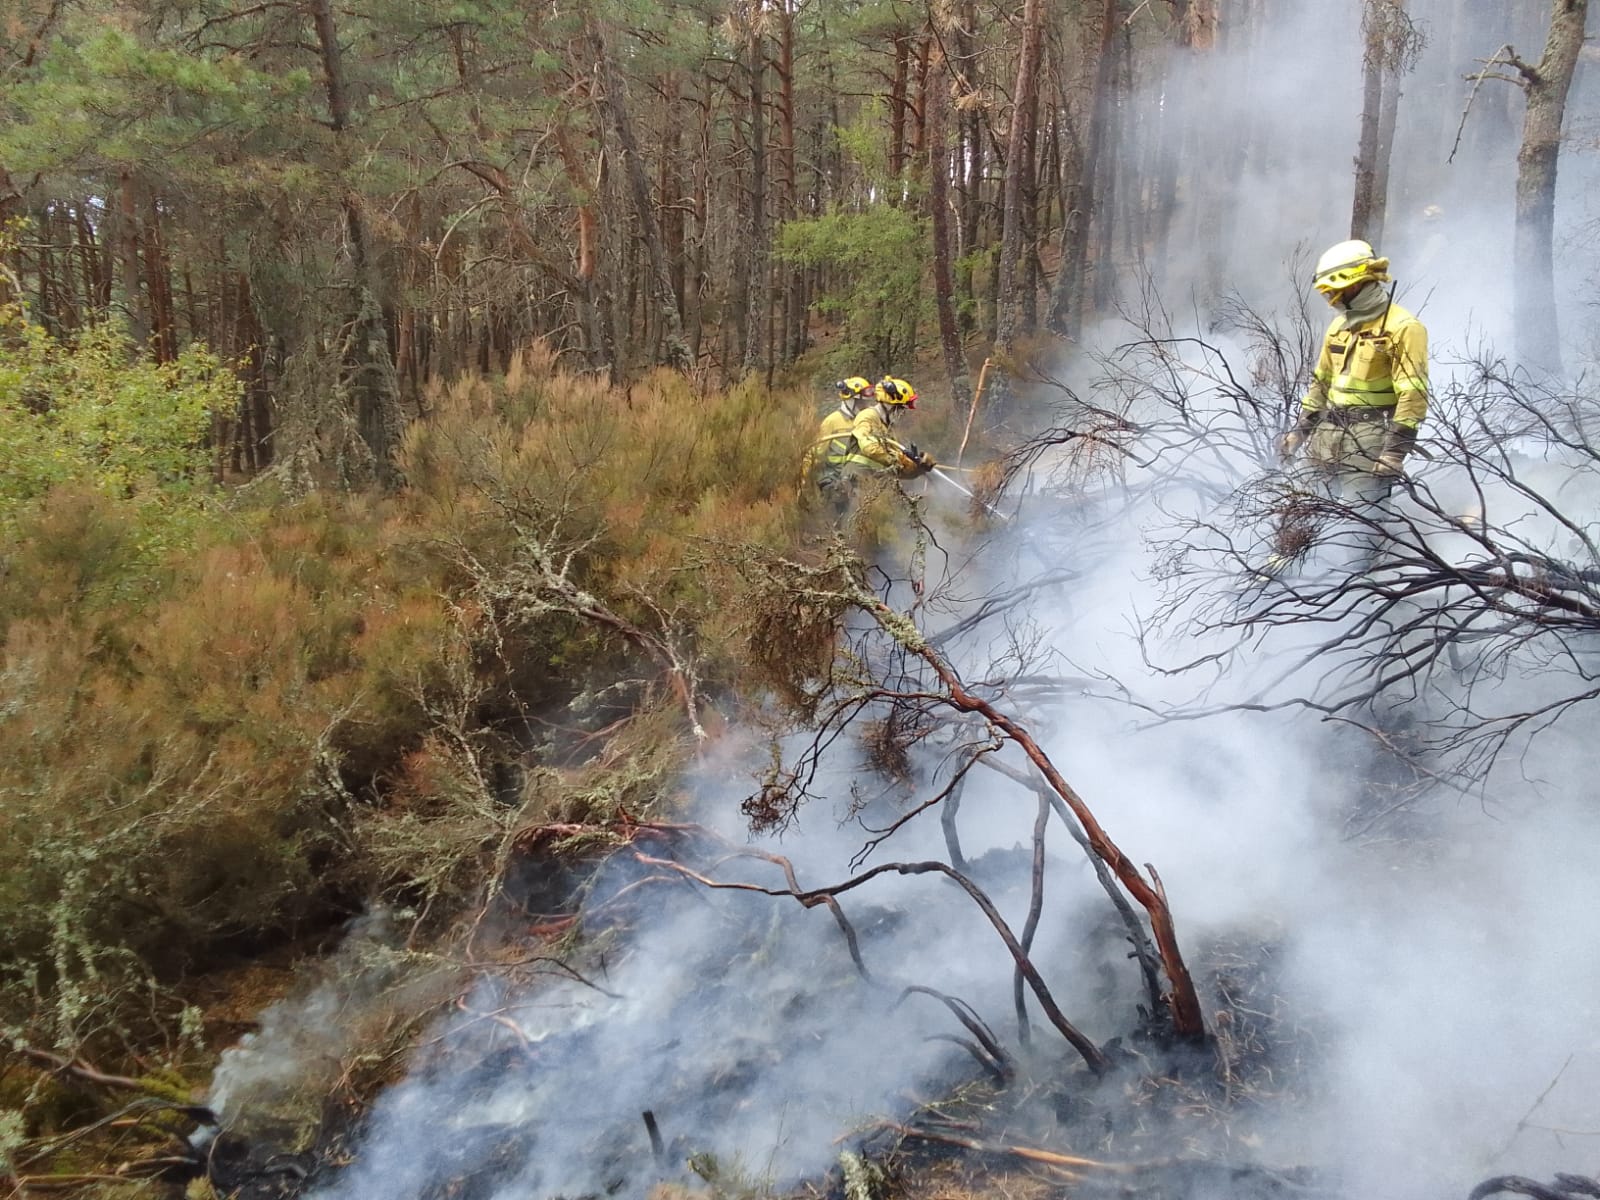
[0,343,828,1056]
[777,206,931,372]
[0,299,237,526]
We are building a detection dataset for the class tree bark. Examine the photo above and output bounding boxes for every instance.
[1171,0,1218,49]
[742,2,769,376]
[927,46,973,413]
[889,27,910,187]
[777,0,805,362]
[1350,1,1386,242]
[310,0,401,483]
[954,0,981,334]
[1046,0,1119,338]
[1513,0,1588,376]
[144,194,178,362]
[115,171,151,350]
[994,0,1046,354]
[1370,33,1403,249]
[588,18,693,371]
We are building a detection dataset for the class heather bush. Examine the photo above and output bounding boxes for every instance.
[1,346,832,1054]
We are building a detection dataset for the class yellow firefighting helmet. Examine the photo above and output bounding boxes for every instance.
[876,377,918,409]
[1312,239,1390,296]
[835,376,873,400]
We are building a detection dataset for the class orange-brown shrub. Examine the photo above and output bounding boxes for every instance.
[0,347,831,1043]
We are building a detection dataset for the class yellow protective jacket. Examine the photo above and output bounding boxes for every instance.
[847,403,912,472]
[1301,300,1429,430]
[802,403,860,479]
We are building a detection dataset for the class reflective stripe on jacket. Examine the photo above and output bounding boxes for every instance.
[1301,301,1429,429]
[803,403,861,479]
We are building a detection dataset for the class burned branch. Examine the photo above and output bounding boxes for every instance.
[898,986,1015,1084]
[633,848,1111,1074]
[839,578,1207,1044]
[978,756,1166,1023]
[1469,1176,1600,1200]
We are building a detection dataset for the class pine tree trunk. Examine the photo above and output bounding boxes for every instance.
[994,0,1046,354]
[1350,1,1386,242]
[1046,0,1119,337]
[144,194,178,362]
[1513,0,1587,376]
[954,0,981,334]
[928,46,972,413]
[588,18,692,371]
[889,29,909,187]
[310,0,401,483]
[1370,26,1404,248]
[688,59,712,363]
[777,0,805,362]
[742,3,769,376]
[116,170,151,350]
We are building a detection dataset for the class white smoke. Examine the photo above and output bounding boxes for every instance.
[205,909,410,1128]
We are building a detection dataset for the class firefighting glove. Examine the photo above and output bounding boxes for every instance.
[1277,412,1321,463]
[1373,422,1418,477]
[896,451,934,480]
[898,444,935,476]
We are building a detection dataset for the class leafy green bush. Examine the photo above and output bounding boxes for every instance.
[0,300,237,525]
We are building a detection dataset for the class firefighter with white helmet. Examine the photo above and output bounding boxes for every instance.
[1280,239,1429,479]
[1265,240,1430,575]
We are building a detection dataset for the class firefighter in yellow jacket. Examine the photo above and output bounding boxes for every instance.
[803,376,874,500]
[803,375,933,511]
[1280,239,1429,499]
[1263,240,1429,576]
[848,377,936,479]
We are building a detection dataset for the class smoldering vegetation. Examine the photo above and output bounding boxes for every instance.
[204,313,1600,1200]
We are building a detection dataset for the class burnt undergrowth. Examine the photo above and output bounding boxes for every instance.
[194,808,1335,1200]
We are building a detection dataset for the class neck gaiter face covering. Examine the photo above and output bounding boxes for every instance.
[1333,281,1391,333]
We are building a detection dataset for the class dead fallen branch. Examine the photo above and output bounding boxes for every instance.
[843,582,1207,1044]
[11,1047,198,1105]
[633,849,1110,1075]
[897,986,1013,1084]
[979,756,1165,1026]
[889,1125,1136,1172]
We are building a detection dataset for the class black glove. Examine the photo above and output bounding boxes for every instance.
[1374,422,1417,477]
